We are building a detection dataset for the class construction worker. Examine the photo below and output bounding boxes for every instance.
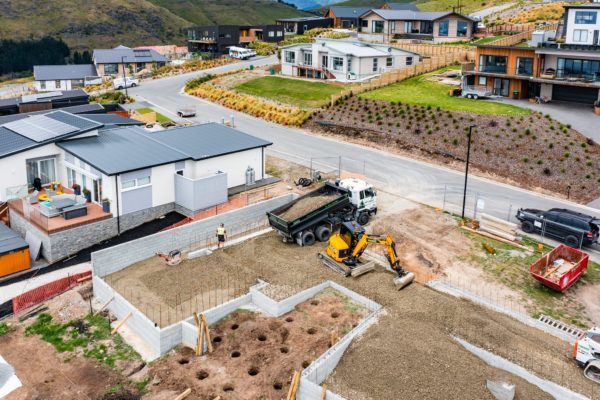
[216,223,227,248]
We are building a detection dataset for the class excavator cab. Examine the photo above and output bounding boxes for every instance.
[326,221,365,264]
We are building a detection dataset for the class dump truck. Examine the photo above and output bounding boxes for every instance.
[574,327,600,384]
[267,179,377,246]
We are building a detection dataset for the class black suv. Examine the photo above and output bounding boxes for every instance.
[516,208,599,247]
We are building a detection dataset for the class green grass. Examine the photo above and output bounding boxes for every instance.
[234,76,345,109]
[136,107,172,124]
[361,67,530,116]
[25,313,140,367]
[0,322,10,336]
[473,36,503,44]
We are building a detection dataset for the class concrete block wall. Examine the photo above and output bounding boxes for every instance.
[92,194,295,277]
[250,281,330,317]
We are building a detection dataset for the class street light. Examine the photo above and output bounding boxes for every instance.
[461,125,477,219]
[120,56,128,97]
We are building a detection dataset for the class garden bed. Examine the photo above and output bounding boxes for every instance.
[305,95,600,202]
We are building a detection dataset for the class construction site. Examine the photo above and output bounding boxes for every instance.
[1,157,599,400]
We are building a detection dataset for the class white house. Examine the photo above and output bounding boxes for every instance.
[563,4,600,45]
[33,65,101,92]
[280,38,420,82]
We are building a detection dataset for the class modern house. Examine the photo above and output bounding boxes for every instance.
[134,45,189,61]
[186,25,284,56]
[93,45,167,76]
[1,110,272,262]
[33,65,101,92]
[359,9,475,42]
[463,4,600,104]
[381,2,420,11]
[324,6,371,29]
[276,16,333,35]
[280,38,420,82]
[0,90,90,116]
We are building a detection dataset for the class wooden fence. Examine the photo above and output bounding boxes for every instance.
[486,30,533,47]
[330,49,473,106]
[392,43,475,58]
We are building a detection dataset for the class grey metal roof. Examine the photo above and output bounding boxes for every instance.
[81,114,144,126]
[277,16,331,22]
[34,64,98,81]
[0,221,29,256]
[47,111,103,131]
[0,103,104,125]
[329,6,372,19]
[19,89,89,104]
[93,45,167,64]
[57,123,272,175]
[0,127,35,158]
[363,9,473,22]
[386,3,419,11]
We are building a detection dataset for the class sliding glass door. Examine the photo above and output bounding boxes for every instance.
[26,157,56,188]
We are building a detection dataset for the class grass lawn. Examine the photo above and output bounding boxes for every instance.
[361,68,530,116]
[234,76,345,109]
[473,36,503,44]
[136,107,172,124]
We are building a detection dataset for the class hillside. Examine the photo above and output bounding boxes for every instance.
[146,0,310,25]
[0,0,308,51]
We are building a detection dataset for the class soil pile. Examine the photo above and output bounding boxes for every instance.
[277,193,339,221]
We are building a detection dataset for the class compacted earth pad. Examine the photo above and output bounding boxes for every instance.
[145,289,367,399]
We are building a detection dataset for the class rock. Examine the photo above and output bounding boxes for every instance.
[129,365,150,382]
[116,359,146,377]
[151,374,162,386]
[486,380,515,400]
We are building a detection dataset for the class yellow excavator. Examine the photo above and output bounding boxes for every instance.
[318,221,415,289]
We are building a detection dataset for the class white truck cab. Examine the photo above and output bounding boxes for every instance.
[574,327,600,383]
[337,178,377,225]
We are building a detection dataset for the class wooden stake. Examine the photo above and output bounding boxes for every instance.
[287,371,300,400]
[320,383,327,400]
[173,388,191,400]
[201,314,213,353]
[193,312,202,355]
[111,311,132,335]
[94,297,114,316]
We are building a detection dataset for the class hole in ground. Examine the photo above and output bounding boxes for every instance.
[178,358,189,365]
[310,300,319,306]
[231,351,241,358]
[213,336,222,343]
[302,360,311,368]
[307,327,317,335]
[257,334,267,342]
[331,312,340,318]
[285,316,294,322]
[197,370,209,380]
[223,384,234,392]
[273,382,283,391]
[248,367,260,376]
[280,346,289,354]
[231,324,239,330]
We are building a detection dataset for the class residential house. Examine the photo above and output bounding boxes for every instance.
[280,38,420,82]
[324,6,372,29]
[276,17,333,35]
[0,90,90,116]
[359,9,475,42]
[381,3,420,11]
[463,4,600,104]
[187,25,284,56]
[134,45,189,61]
[93,45,167,76]
[33,65,101,92]
[0,110,272,262]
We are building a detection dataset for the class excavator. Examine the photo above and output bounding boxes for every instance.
[318,221,415,289]
[574,327,600,384]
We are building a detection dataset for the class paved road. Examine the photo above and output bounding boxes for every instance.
[470,3,515,18]
[128,56,600,254]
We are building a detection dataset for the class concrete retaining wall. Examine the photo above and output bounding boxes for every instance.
[92,194,295,277]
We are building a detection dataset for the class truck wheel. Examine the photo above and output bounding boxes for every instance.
[565,235,579,248]
[473,94,479,100]
[357,212,370,225]
[315,225,331,242]
[302,231,316,246]
[466,94,473,99]
[521,221,534,233]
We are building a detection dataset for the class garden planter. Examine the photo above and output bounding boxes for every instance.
[73,185,81,195]
[102,200,110,213]
[595,106,600,116]
[84,192,92,203]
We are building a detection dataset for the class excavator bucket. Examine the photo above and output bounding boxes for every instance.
[393,271,415,290]
[584,359,600,384]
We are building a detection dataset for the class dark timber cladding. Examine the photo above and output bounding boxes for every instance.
[187,25,284,56]
[276,17,333,35]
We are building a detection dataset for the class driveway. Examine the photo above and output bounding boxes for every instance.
[493,98,600,143]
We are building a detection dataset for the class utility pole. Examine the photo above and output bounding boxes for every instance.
[121,55,128,97]
[461,125,477,219]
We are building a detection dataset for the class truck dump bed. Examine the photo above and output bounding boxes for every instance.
[530,244,589,292]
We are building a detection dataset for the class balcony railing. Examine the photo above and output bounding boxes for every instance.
[515,67,533,76]
[478,65,508,73]
[537,42,600,52]
[555,69,600,82]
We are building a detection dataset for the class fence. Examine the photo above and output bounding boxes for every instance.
[330,48,473,106]
[486,30,534,47]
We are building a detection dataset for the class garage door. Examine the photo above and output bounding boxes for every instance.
[552,85,599,104]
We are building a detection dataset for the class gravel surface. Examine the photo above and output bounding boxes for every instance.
[276,193,339,221]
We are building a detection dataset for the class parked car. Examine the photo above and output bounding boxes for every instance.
[228,46,256,60]
[113,77,139,90]
[516,208,600,247]
[176,106,196,117]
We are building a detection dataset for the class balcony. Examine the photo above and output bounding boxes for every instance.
[515,67,533,76]
[537,42,600,52]
[478,65,507,73]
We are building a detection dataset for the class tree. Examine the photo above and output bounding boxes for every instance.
[0,37,70,75]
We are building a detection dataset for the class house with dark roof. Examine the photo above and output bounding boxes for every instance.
[359,9,475,42]
[93,45,167,76]
[33,65,101,92]
[324,6,372,29]
[186,25,284,56]
[276,16,333,35]
[0,90,90,117]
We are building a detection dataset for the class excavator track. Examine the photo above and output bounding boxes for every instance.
[318,253,375,277]
[584,360,600,384]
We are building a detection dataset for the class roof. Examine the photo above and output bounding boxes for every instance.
[0,110,102,159]
[277,16,332,22]
[34,64,98,81]
[93,45,167,64]
[385,2,420,11]
[0,224,28,256]
[57,123,272,175]
[362,9,473,22]
[328,6,372,19]
[563,4,600,9]
[285,39,421,57]
[0,103,104,124]
[80,113,144,127]
[0,90,89,111]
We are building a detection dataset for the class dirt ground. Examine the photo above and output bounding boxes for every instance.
[277,193,338,221]
[144,289,367,399]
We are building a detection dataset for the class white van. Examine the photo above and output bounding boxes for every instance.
[113,77,139,90]
[228,46,256,60]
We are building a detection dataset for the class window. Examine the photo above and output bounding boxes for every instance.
[478,76,487,85]
[104,63,118,74]
[284,51,295,64]
[573,29,589,42]
[575,11,597,24]
[55,80,61,89]
[66,167,77,188]
[121,175,151,190]
[40,81,46,90]
[390,21,396,33]
[26,158,56,187]
[121,179,136,189]
[386,57,393,67]
[479,55,507,73]
[304,52,312,66]
[277,31,283,37]
[438,20,449,37]
[373,58,378,72]
[557,57,600,80]
[137,176,151,186]
[268,31,275,37]
[406,56,413,66]
[372,20,384,33]
[457,21,468,37]
[332,56,343,71]
[361,19,368,28]
[516,57,533,75]
[404,21,412,33]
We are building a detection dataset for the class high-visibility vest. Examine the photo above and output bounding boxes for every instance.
[217,227,225,235]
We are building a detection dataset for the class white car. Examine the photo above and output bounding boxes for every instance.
[229,46,256,60]
[113,77,139,90]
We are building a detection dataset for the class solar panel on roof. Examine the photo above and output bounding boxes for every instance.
[3,114,77,142]
[133,50,151,57]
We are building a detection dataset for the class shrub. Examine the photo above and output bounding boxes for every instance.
[523,157,529,163]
